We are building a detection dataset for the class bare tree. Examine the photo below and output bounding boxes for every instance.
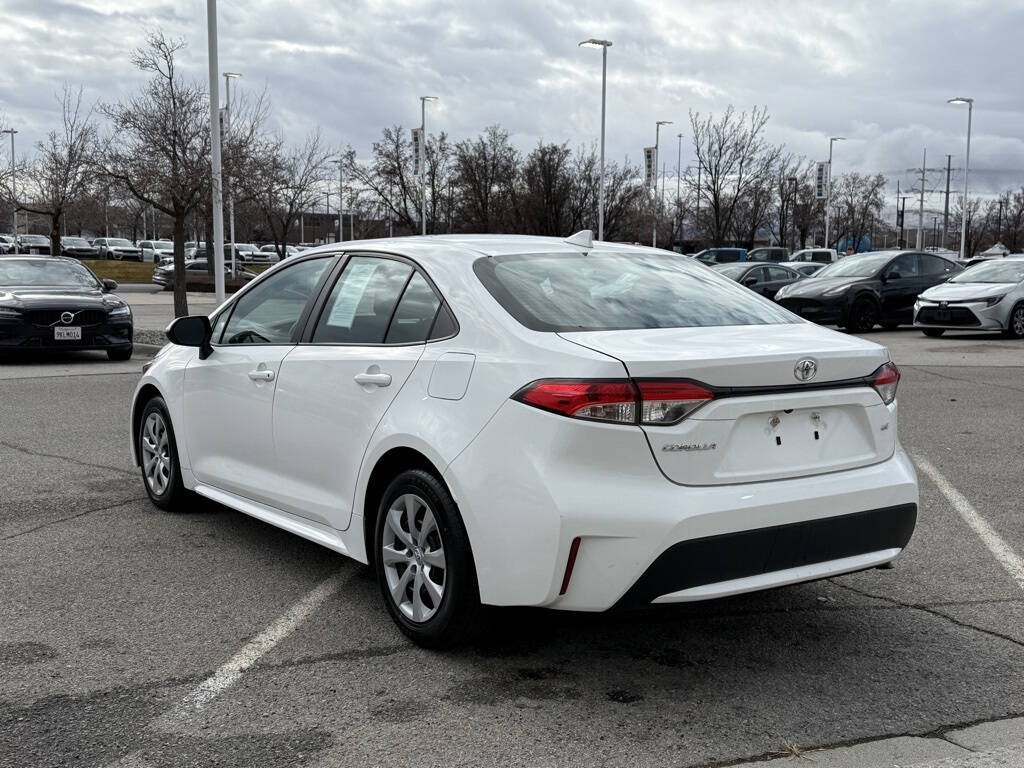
[241,130,333,256]
[451,125,518,232]
[16,86,97,256]
[687,106,782,246]
[828,173,887,252]
[100,32,212,317]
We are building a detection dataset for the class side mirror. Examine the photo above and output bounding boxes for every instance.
[166,315,213,359]
[886,271,902,281]
[101,279,118,292]
[743,277,759,287]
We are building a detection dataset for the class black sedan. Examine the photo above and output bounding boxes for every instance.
[0,257,133,359]
[61,236,99,259]
[152,258,258,292]
[712,262,804,299]
[774,250,962,332]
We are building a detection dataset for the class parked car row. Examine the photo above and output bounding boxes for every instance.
[691,246,841,265]
[710,248,1024,338]
[0,235,309,263]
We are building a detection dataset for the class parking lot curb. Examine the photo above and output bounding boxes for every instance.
[134,342,164,356]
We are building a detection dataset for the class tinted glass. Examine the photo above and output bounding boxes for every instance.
[223,258,329,344]
[816,253,892,277]
[63,238,91,247]
[744,267,766,283]
[888,253,920,278]
[429,304,458,339]
[474,252,797,332]
[767,266,794,281]
[312,257,413,344]
[385,272,442,344]
[107,239,133,247]
[919,254,954,276]
[0,259,100,288]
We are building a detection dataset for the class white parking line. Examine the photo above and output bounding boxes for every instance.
[913,453,1024,592]
[176,573,341,711]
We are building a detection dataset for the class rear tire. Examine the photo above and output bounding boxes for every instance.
[374,469,480,648]
[107,345,133,361]
[846,297,879,333]
[1003,303,1024,339]
[922,328,945,338]
[138,397,188,512]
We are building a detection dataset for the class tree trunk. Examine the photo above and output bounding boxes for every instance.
[172,212,189,318]
[49,214,61,259]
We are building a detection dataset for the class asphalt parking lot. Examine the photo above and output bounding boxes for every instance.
[2,326,1023,768]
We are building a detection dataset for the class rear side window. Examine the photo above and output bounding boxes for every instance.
[474,252,797,332]
[767,266,793,280]
[313,257,413,344]
[919,254,955,276]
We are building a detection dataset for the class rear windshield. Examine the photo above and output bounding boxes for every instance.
[473,252,797,332]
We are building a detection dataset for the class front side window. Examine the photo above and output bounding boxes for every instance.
[222,257,330,344]
[888,253,920,278]
[474,251,797,332]
[919,254,955,276]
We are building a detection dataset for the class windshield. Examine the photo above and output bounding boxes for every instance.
[474,252,796,332]
[62,238,90,247]
[713,264,748,279]
[0,259,100,288]
[816,253,892,278]
[951,260,1024,284]
[154,241,173,250]
[107,238,133,247]
[22,235,49,244]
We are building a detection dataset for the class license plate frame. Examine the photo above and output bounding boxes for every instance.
[54,326,82,341]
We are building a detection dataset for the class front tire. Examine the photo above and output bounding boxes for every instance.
[922,328,945,337]
[1004,303,1024,339]
[846,297,879,333]
[138,397,188,511]
[374,469,480,647]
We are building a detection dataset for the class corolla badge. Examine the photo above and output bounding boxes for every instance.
[662,442,717,452]
[794,358,818,382]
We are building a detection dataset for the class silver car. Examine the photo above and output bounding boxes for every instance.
[914,257,1024,338]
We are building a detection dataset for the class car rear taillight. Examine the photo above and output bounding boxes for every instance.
[636,380,715,424]
[513,379,637,424]
[513,379,715,425]
[871,362,900,405]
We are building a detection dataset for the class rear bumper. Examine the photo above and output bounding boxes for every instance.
[445,400,919,611]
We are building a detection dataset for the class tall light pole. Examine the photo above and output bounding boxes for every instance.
[948,97,973,260]
[676,132,683,248]
[331,158,344,243]
[420,96,438,236]
[824,136,845,250]
[653,120,672,247]
[206,0,226,303]
[223,71,241,277]
[2,129,16,250]
[579,39,611,241]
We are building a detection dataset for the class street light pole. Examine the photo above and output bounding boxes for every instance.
[2,129,16,251]
[223,71,241,277]
[420,96,438,236]
[579,39,612,241]
[948,97,973,260]
[653,120,672,248]
[332,158,344,243]
[206,0,226,303]
[825,136,845,250]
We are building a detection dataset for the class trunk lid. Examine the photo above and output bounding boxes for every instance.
[560,324,895,485]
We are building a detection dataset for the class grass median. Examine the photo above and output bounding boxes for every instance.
[81,259,271,285]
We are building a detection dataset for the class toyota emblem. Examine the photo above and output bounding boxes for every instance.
[60,311,75,324]
[794,358,818,382]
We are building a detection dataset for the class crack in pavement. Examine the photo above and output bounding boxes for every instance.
[828,579,1024,651]
[1,496,141,542]
[0,439,137,477]
[684,710,1024,767]
[905,364,1024,394]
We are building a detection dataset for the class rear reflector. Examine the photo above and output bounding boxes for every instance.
[636,380,714,424]
[559,536,582,595]
[871,362,900,405]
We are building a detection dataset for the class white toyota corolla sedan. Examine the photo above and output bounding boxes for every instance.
[131,232,918,646]
[914,256,1024,338]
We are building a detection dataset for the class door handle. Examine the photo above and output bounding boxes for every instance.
[354,372,392,387]
[248,369,275,382]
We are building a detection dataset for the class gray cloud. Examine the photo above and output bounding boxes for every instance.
[3,0,1023,210]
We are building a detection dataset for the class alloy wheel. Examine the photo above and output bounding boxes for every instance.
[381,493,447,623]
[141,412,172,496]
[1013,306,1024,337]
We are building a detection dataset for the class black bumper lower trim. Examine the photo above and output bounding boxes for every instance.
[615,503,917,609]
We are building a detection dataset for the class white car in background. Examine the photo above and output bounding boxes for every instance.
[140,240,174,263]
[914,257,1024,338]
[790,248,839,263]
[130,232,918,646]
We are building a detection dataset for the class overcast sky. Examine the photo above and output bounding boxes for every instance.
[3,0,1023,209]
